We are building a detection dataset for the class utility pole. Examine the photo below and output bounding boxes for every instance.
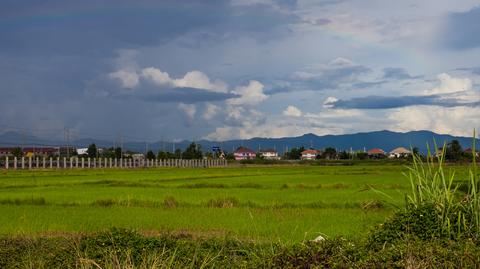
[64,127,70,158]
[120,133,123,159]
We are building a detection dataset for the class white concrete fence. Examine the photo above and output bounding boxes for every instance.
[1,157,227,170]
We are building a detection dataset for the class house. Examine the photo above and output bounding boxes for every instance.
[464,148,480,157]
[389,147,411,158]
[301,149,319,160]
[234,147,256,160]
[0,148,14,157]
[259,149,280,160]
[367,148,385,158]
[22,147,59,158]
[0,147,59,158]
[77,148,88,156]
[131,153,145,160]
[435,147,444,157]
[59,146,76,157]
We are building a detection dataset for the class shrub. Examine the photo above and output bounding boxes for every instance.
[370,132,480,246]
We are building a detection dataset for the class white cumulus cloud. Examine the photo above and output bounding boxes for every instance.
[227,80,268,106]
[283,105,302,117]
[178,103,196,120]
[141,67,172,86]
[203,103,220,120]
[387,106,480,137]
[425,73,472,95]
[172,70,228,93]
[323,96,339,108]
[108,69,140,89]
[111,67,228,93]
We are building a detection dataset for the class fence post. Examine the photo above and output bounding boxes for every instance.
[57,157,60,169]
[14,157,17,170]
[5,157,8,169]
[42,157,46,169]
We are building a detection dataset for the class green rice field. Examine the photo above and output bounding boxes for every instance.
[0,164,469,243]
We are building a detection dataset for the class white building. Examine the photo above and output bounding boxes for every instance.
[76,148,88,155]
[389,147,411,158]
[301,149,320,160]
[259,149,280,160]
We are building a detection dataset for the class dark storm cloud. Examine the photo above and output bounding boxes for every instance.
[382,67,422,80]
[0,1,232,56]
[266,62,372,94]
[325,94,480,109]
[441,6,480,50]
[135,88,239,104]
[0,0,299,140]
[352,81,387,89]
[87,74,240,104]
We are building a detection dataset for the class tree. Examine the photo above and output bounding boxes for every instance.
[322,147,337,159]
[285,147,305,160]
[157,151,167,159]
[174,149,182,159]
[182,142,203,159]
[445,140,463,161]
[146,150,156,160]
[338,151,350,159]
[356,152,368,160]
[87,143,97,158]
[11,147,23,158]
[101,147,115,158]
[225,153,235,160]
[114,147,122,159]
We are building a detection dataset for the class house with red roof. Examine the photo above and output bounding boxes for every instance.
[301,149,320,160]
[367,148,386,158]
[234,147,256,160]
[464,148,480,157]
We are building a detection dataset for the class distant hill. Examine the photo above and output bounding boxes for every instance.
[0,130,478,154]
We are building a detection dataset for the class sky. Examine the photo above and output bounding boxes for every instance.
[0,0,479,142]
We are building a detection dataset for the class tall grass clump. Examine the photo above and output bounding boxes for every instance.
[406,141,459,237]
[370,131,480,246]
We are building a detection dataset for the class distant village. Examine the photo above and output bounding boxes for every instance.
[0,138,476,162]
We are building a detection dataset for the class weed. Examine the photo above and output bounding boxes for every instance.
[207,197,239,208]
[163,196,178,208]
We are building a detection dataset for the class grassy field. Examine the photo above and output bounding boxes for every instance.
[0,164,470,243]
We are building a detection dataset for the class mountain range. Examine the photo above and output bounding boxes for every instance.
[0,130,478,154]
